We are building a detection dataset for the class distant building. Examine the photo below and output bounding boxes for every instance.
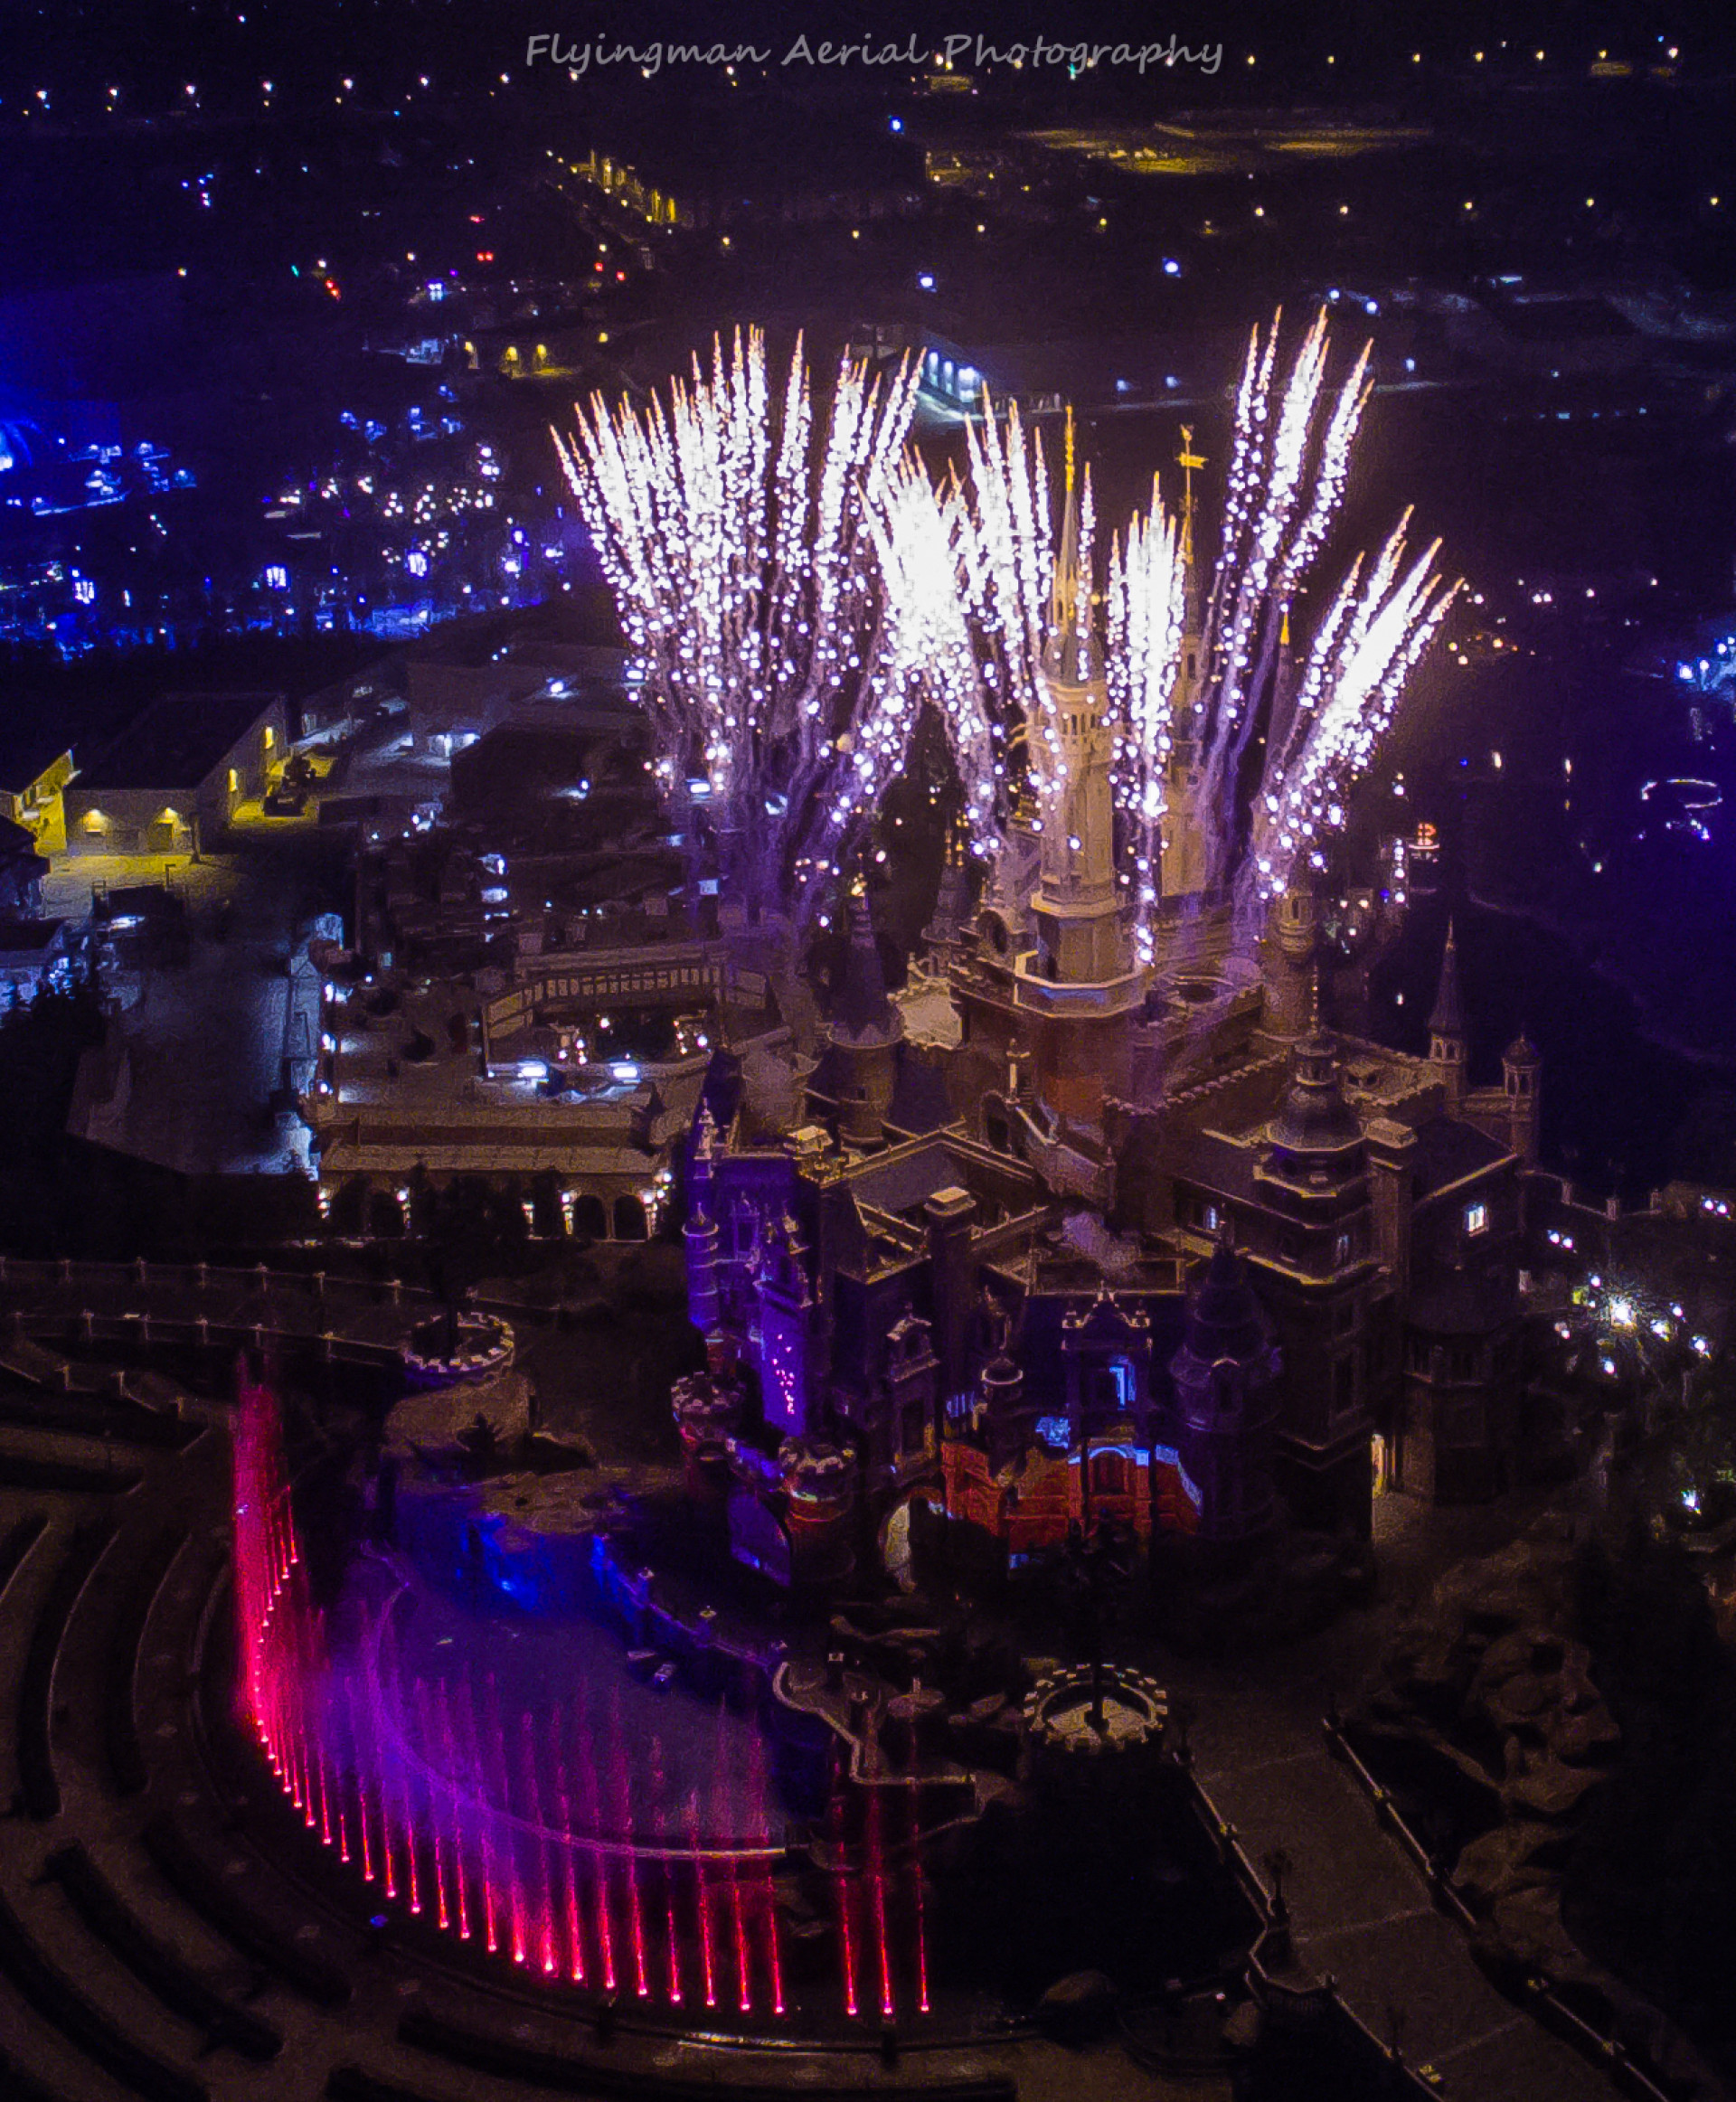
[63,691,289,857]
[0,731,77,856]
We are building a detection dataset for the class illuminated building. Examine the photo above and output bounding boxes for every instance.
[63,691,290,858]
[0,731,77,855]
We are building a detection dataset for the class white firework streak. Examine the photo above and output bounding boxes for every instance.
[1175,311,1457,913]
[959,396,1053,721]
[943,313,1454,951]
[552,328,921,925]
[865,460,1001,855]
[948,401,1189,955]
[1105,487,1185,964]
[1243,518,1461,917]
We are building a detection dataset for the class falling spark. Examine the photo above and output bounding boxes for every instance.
[915,311,1455,955]
[555,329,926,928]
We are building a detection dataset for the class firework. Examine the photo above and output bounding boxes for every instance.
[553,330,924,928]
[923,310,1456,959]
[1184,311,1460,920]
[863,458,1002,856]
[1104,493,1186,964]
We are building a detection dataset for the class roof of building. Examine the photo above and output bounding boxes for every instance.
[1428,920,1467,1037]
[828,891,901,1049]
[1269,1028,1363,1156]
[1412,1114,1509,1198]
[1169,1126,1261,1202]
[73,691,282,794]
[1177,1230,1273,1368]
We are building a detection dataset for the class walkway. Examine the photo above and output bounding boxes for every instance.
[0,1257,454,1371]
[1165,1493,1623,2102]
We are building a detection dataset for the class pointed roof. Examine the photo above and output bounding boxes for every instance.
[696,1045,744,1138]
[829,882,901,1049]
[1504,1027,1542,1067]
[1180,1226,1273,1368]
[1429,919,1467,1038]
[1043,412,1092,688]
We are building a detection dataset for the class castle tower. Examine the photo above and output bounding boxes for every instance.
[1503,1029,1542,1165]
[1160,424,1212,902]
[1012,416,1144,1131]
[922,815,976,961]
[1264,881,1323,1037]
[1169,1227,1283,1555]
[684,1098,722,1335]
[1252,1002,1376,1538]
[1268,602,1299,755]
[753,1213,822,1437]
[976,1348,1036,1474]
[827,878,902,1148]
[1429,919,1468,1116]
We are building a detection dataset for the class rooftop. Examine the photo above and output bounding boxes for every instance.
[1412,1115,1511,1199]
[75,691,281,794]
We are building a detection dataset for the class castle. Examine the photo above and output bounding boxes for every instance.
[674,446,1543,1589]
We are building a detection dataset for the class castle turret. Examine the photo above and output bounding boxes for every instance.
[922,816,976,961]
[1264,881,1323,1037]
[1169,1228,1283,1555]
[1503,1029,1542,1165]
[827,880,902,1148]
[976,1348,1035,1473]
[671,1368,743,1503]
[754,1213,822,1437]
[684,1098,722,1335]
[1252,1002,1375,1538]
[1429,919,1468,1115]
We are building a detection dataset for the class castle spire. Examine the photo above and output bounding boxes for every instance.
[1047,405,1084,661]
[1428,918,1468,1114]
[1177,423,1206,618]
[1428,918,1466,1038]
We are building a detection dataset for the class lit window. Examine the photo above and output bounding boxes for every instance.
[227,769,239,794]
[1465,1201,1488,1236]
[1202,1202,1219,1231]
[262,725,276,749]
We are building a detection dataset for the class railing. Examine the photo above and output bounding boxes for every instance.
[0,1259,426,1370]
[1325,1713,1690,2102]
[1177,1753,1452,2097]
